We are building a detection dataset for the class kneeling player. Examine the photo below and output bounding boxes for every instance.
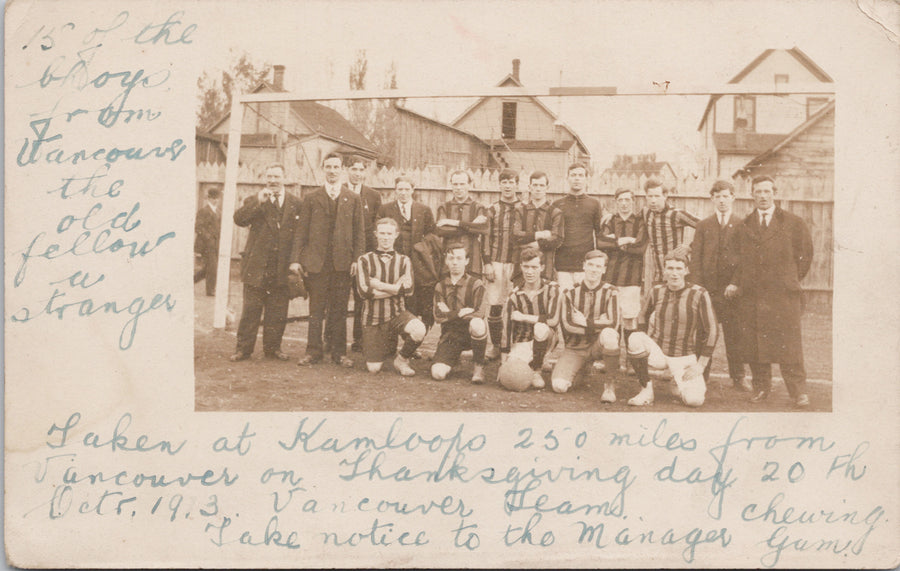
[551,250,620,398]
[356,218,426,376]
[626,251,717,407]
[432,243,488,383]
[504,247,560,388]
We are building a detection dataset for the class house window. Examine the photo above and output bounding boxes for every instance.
[501,101,517,139]
[774,73,789,85]
[806,97,829,119]
[734,95,756,132]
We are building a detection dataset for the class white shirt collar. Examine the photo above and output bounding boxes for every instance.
[758,205,775,221]
[717,210,731,224]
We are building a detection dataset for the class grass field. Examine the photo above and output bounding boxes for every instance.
[194,275,832,413]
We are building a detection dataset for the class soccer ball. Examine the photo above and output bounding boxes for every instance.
[498,358,533,392]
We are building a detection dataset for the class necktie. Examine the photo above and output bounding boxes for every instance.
[403,204,410,221]
[761,213,768,228]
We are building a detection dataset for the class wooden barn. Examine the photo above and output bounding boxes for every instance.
[387,105,497,173]
[734,100,834,199]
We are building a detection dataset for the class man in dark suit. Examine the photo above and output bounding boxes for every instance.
[230,165,303,361]
[346,155,382,353]
[292,153,365,367]
[377,175,436,327]
[690,179,750,391]
[729,175,814,408]
[194,186,222,296]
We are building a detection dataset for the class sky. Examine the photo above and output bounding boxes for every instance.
[191,0,887,177]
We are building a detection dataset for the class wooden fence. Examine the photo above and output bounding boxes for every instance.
[197,162,833,306]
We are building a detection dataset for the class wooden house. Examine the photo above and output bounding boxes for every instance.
[697,48,834,181]
[196,65,377,184]
[451,59,591,189]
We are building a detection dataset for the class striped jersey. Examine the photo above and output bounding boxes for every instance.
[601,212,648,287]
[513,201,564,279]
[487,198,520,264]
[435,197,489,275]
[639,282,718,358]
[433,274,485,324]
[356,250,413,326]
[505,280,561,347]
[560,281,619,349]
[644,205,699,278]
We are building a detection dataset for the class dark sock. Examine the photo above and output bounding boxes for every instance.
[488,305,503,347]
[530,338,549,370]
[603,352,620,373]
[631,357,650,387]
[399,332,421,359]
[471,337,487,365]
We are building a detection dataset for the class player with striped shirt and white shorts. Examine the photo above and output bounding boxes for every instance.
[627,251,718,407]
[484,169,522,360]
[551,250,620,398]
[503,247,561,388]
[356,218,426,376]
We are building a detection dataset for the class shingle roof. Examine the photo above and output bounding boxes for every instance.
[713,133,787,155]
[288,100,374,151]
[485,139,576,151]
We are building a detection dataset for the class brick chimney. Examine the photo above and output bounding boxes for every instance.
[273,65,285,90]
[512,59,520,82]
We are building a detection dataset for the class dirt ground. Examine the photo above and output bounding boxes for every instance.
[194,274,833,413]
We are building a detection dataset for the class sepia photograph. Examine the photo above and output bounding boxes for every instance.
[193,53,834,414]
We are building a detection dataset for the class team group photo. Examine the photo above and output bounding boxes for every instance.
[193,51,834,414]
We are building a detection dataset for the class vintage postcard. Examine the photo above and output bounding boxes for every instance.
[4,0,899,567]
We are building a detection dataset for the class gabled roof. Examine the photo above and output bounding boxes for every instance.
[735,99,835,176]
[698,47,833,131]
[203,80,376,155]
[451,71,590,157]
[394,105,489,144]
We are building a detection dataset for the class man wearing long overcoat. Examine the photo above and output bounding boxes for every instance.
[230,165,303,361]
[729,176,813,407]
